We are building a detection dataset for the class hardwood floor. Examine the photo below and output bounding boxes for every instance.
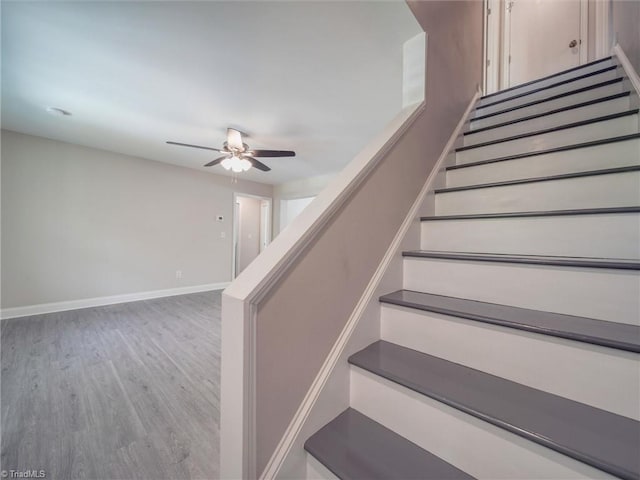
[1,291,221,479]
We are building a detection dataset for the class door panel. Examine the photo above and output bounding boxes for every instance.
[508,0,582,87]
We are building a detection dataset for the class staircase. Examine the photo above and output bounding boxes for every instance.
[304,56,640,480]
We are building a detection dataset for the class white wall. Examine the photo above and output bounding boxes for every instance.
[1,130,272,310]
[280,196,315,233]
[273,173,334,234]
[612,0,640,73]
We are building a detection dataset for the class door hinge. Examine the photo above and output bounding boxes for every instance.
[487,59,491,67]
[506,1,514,12]
[508,55,512,64]
[487,7,492,15]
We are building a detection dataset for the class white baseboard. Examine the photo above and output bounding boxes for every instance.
[613,43,640,97]
[0,282,231,320]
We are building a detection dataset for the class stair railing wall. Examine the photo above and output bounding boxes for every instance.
[220,2,483,478]
[613,44,640,102]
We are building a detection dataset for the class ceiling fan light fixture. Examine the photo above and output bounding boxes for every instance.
[240,158,252,171]
[221,157,233,170]
[222,154,252,173]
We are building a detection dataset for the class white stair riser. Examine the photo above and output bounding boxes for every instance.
[447,139,640,187]
[474,70,619,117]
[456,115,639,165]
[403,257,640,324]
[350,368,617,480]
[464,97,630,147]
[420,213,640,259]
[477,60,616,106]
[380,305,640,420]
[436,171,640,215]
[306,455,339,480]
[471,83,625,130]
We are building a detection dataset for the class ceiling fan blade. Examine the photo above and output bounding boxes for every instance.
[204,155,229,167]
[245,156,271,172]
[227,128,244,151]
[167,141,223,152]
[249,149,295,157]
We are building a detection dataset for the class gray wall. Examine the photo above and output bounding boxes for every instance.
[1,130,272,308]
[236,196,262,274]
[253,0,483,473]
[612,0,640,72]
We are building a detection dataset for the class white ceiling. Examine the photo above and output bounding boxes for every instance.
[1,1,421,185]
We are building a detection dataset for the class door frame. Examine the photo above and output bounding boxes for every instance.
[484,0,594,94]
[594,0,612,59]
[232,192,273,279]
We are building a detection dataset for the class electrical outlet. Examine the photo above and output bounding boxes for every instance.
[176,270,182,280]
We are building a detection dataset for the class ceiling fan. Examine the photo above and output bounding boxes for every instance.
[167,128,295,173]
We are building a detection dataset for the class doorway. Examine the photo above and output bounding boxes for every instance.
[232,193,272,278]
[279,195,316,233]
[484,0,589,93]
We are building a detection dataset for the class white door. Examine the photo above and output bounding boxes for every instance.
[506,0,586,87]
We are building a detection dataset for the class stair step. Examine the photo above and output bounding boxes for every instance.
[437,165,640,194]
[456,110,639,165]
[402,250,640,270]
[471,78,624,130]
[349,341,640,480]
[419,207,640,258]
[304,408,474,480]
[469,92,630,133]
[436,167,640,215]
[422,205,640,220]
[379,292,640,419]
[474,67,620,116]
[479,56,613,105]
[380,289,640,353]
[464,93,630,146]
[459,110,639,153]
[402,252,640,324]
[447,134,640,187]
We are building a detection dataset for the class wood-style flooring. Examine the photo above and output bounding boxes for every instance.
[1,291,221,479]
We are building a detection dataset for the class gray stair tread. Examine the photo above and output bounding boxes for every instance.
[473,77,624,121]
[304,408,475,480]
[466,92,631,135]
[420,206,640,221]
[380,290,640,353]
[435,165,640,194]
[457,109,639,152]
[480,56,612,101]
[349,341,640,480]
[477,65,618,109]
[402,250,640,270]
[447,133,640,171]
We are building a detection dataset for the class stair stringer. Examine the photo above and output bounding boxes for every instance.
[613,43,640,102]
[265,92,481,480]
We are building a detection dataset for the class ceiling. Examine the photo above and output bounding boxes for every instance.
[1,1,421,185]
